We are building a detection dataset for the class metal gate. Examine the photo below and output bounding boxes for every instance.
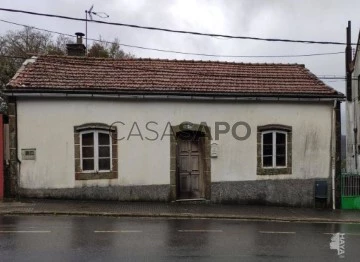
[341,173,360,209]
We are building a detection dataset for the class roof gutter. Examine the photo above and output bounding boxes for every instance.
[4,91,345,102]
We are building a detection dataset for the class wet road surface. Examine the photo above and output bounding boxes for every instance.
[0,215,359,261]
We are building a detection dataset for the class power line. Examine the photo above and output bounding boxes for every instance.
[325,79,346,83]
[0,7,356,46]
[0,19,345,58]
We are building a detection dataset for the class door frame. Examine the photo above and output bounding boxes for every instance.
[169,123,211,201]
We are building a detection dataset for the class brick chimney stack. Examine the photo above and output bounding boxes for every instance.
[66,32,86,56]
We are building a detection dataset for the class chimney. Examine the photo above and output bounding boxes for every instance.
[66,32,86,56]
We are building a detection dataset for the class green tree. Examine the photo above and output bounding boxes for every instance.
[87,42,109,58]
[88,38,134,59]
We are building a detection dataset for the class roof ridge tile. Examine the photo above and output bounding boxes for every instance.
[33,54,306,66]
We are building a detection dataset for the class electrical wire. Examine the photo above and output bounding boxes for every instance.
[0,8,357,46]
[0,19,345,58]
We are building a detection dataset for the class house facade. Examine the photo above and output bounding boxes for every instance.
[4,52,343,207]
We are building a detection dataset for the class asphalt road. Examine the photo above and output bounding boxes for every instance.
[0,215,359,261]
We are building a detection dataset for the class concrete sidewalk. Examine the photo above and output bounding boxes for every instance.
[1,199,360,223]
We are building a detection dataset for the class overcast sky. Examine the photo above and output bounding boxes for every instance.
[1,0,360,131]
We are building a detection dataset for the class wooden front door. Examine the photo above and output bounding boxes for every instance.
[177,132,204,199]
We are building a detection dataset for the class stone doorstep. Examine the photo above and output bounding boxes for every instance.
[173,198,211,204]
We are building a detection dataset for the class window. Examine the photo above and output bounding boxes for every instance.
[81,131,111,172]
[262,131,287,168]
[257,124,292,175]
[74,123,118,180]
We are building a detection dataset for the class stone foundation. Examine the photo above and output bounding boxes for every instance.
[19,178,330,207]
[20,184,171,202]
[211,179,331,207]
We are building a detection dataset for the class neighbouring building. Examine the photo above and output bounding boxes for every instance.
[343,21,360,210]
[0,96,7,200]
[0,115,4,200]
[3,36,344,207]
[346,22,360,173]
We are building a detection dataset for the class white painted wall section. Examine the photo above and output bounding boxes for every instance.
[17,98,333,189]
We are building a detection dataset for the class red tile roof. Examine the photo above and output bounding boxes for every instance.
[6,55,343,98]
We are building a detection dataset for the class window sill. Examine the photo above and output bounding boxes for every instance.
[257,167,292,176]
[75,171,118,180]
[262,166,287,169]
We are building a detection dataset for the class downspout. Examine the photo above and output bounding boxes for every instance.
[332,100,336,210]
[354,92,357,170]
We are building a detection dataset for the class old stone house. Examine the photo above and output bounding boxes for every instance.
[4,39,344,207]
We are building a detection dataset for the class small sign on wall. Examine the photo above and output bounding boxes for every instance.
[211,143,218,158]
[21,148,36,160]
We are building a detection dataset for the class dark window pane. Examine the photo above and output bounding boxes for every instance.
[263,156,273,167]
[276,133,286,145]
[99,158,111,170]
[83,159,94,171]
[263,145,273,156]
[276,155,286,166]
[82,133,94,146]
[99,146,110,157]
[276,145,286,155]
[98,133,110,145]
[82,146,94,157]
[263,133,272,145]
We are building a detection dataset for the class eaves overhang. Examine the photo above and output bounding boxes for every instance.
[4,88,345,102]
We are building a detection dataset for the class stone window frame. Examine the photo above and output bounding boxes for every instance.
[257,124,292,176]
[74,123,118,180]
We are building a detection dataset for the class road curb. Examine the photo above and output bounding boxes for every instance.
[1,210,360,223]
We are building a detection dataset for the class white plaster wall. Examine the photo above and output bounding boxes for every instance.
[17,98,333,189]
[346,101,355,172]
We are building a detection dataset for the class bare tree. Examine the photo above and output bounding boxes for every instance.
[0,28,134,88]
[0,27,72,87]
